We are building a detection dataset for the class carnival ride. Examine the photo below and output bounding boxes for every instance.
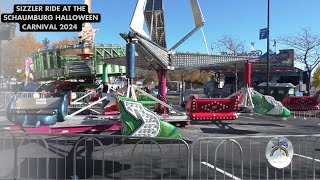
[233,62,291,117]
[6,93,69,127]
[3,0,123,134]
[103,0,292,120]
[7,0,317,138]
[185,94,240,121]
[4,0,183,138]
[30,44,126,82]
[282,91,320,111]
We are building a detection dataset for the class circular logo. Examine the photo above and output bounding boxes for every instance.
[265,137,294,169]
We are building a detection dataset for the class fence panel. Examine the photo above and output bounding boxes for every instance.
[0,92,14,111]
[0,133,15,179]
[191,135,320,179]
[3,132,320,179]
[289,110,320,124]
[0,132,189,179]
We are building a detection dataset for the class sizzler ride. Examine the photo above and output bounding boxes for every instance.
[5,0,300,136]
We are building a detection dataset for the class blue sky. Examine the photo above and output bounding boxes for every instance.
[2,0,320,55]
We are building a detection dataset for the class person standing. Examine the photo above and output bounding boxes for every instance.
[102,83,109,93]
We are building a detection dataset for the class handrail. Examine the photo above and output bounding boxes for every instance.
[136,88,172,110]
[71,85,103,103]
[66,96,108,117]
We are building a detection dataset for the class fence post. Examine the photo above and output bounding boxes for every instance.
[12,134,18,180]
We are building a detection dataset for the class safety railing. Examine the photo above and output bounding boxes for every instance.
[289,110,320,123]
[246,109,320,126]
[190,135,320,179]
[0,92,14,111]
[2,132,320,179]
[69,91,100,109]
[0,132,189,180]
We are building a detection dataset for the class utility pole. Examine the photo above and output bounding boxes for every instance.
[266,0,270,94]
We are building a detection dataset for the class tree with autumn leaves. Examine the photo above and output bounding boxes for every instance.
[1,33,79,78]
[167,69,211,85]
[312,67,320,88]
[1,33,43,78]
[51,34,80,56]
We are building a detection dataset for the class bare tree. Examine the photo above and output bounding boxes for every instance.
[211,35,245,54]
[278,27,320,94]
[210,35,246,91]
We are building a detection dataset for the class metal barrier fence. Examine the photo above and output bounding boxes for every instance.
[191,135,320,179]
[289,110,320,124]
[249,109,320,126]
[2,132,320,179]
[0,132,189,179]
[0,92,14,111]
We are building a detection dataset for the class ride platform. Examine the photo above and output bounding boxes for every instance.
[1,115,120,134]
[161,114,191,127]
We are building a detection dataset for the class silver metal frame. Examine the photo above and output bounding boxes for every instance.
[0,132,189,179]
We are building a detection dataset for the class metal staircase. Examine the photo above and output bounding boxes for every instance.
[144,0,167,48]
[31,44,126,80]
[65,60,93,76]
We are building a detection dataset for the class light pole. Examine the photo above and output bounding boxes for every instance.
[266,0,270,95]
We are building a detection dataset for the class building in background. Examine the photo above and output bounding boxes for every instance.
[201,49,306,95]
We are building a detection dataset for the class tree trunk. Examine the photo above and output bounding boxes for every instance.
[306,70,312,96]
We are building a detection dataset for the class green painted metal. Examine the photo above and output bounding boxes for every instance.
[137,93,158,110]
[94,44,126,60]
[48,51,53,69]
[117,96,181,138]
[31,44,126,81]
[252,91,291,117]
[102,63,108,83]
[93,45,126,76]
[43,52,48,70]
[137,93,158,101]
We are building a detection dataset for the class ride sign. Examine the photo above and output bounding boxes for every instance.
[265,137,294,169]
[259,28,269,40]
[220,50,262,57]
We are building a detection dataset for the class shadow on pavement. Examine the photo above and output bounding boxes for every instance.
[232,122,286,127]
[201,127,260,135]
